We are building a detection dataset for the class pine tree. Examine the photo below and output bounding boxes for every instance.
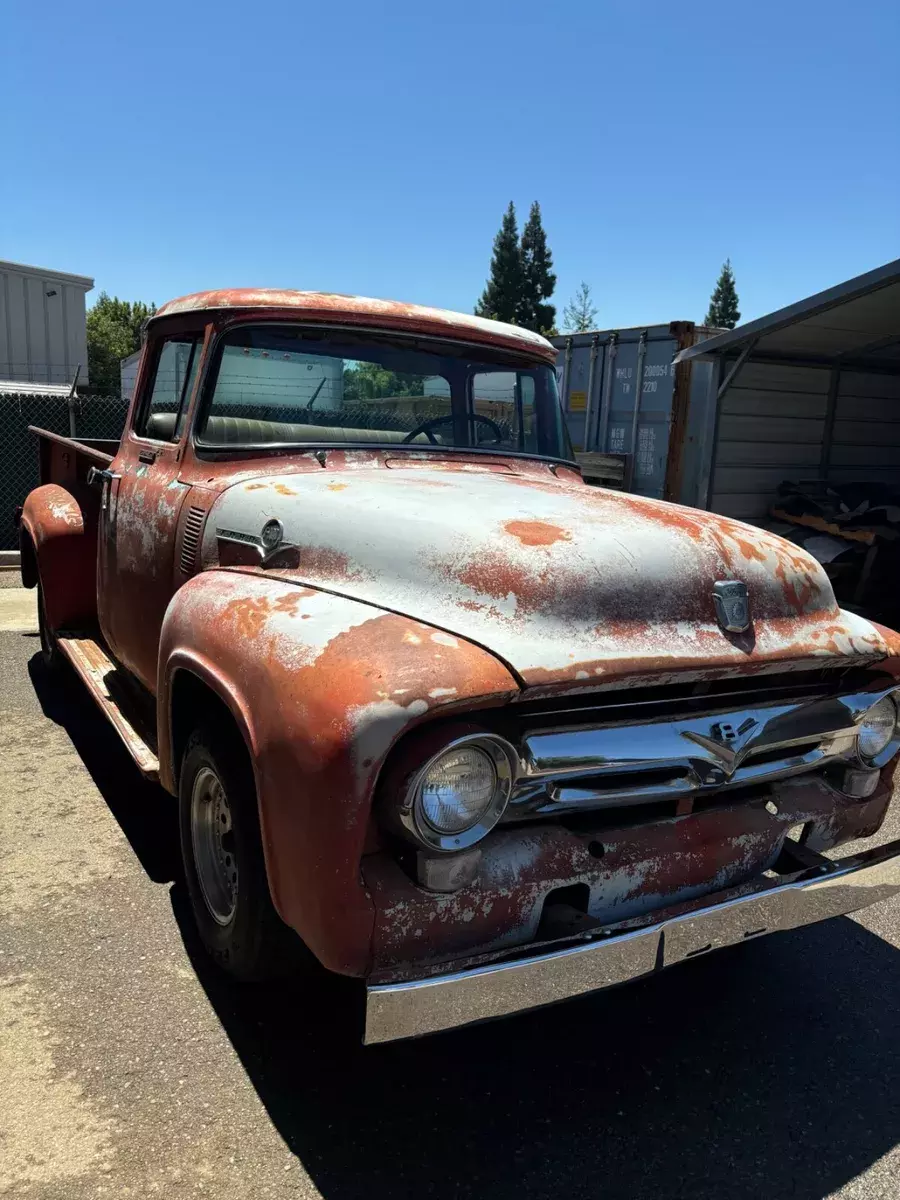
[705,259,741,329]
[474,202,522,324]
[518,202,557,334]
[562,282,598,333]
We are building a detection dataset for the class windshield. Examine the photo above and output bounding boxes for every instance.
[194,325,574,461]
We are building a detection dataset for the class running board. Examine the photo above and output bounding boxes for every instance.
[57,636,160,779]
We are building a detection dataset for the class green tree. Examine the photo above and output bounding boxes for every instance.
[562,281,598,333]
[474,202,522,324]
[518,201,557,334]
[86,292,156,395]
[342,361,425,402]
[705,259,741,329]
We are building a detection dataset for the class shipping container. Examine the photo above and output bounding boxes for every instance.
[552,322,719,507]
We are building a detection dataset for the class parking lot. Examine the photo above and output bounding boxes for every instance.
[2,601,900,1199]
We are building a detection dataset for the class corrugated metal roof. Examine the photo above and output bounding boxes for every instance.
[675,258,900,368]
[0,379,73,398]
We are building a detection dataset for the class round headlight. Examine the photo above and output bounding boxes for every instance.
[408,735,515,851]
[858,695,898,761]
[420,746,497,833]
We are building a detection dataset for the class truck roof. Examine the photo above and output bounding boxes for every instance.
[152,289,557,363]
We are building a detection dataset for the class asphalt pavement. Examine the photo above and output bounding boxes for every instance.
[2,611,900,1199]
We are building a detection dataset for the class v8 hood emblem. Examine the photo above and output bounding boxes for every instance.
[681,716,760,775]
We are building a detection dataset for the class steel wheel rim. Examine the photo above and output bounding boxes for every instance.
[191,766,239,926]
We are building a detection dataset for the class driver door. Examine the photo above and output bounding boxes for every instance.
[98,336,202,691]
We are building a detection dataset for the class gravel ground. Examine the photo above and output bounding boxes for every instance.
[2,623,900,1199]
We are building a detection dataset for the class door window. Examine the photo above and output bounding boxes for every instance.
[136,339,202,441]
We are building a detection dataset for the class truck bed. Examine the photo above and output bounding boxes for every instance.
[29,426,118,488]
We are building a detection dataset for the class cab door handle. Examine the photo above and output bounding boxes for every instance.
[88,466,121,487]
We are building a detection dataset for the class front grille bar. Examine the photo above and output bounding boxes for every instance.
[507,686,896,817]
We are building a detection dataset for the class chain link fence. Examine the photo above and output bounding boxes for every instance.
[0,393,129,550]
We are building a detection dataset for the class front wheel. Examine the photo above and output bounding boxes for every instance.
[179,724,301,980]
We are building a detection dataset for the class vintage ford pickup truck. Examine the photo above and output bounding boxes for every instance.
[18,289,900,1042]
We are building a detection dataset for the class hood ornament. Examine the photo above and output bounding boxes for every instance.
[713,580,751,634]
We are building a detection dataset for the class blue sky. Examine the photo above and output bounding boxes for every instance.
[3,0,898,329]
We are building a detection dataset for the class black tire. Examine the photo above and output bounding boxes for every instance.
[37,578,63,671]
[179,723,302,981]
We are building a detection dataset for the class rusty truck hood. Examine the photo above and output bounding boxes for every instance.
[202,464,897,691]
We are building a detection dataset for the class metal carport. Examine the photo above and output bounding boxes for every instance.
[674,257,900,521]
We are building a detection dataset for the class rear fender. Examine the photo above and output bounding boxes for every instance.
[158,570,518,975]
[20,483,100,631]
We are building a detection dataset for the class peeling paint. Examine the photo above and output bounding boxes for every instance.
[26,291,900,1001]
[158,571,518,974]
[364,771,894,974]
[201,465,900,692]
[153,288,557,363]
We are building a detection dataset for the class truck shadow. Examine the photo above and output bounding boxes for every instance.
[28,649,900,1199]
[172,884,900,1200]
[27,652,180,884]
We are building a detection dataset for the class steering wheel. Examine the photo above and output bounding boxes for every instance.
[402,413,505,446]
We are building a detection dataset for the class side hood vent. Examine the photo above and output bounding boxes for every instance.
[179,505,207,576]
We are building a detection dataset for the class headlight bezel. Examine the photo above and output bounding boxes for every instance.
[399,733,518,853]
[856,692,900,766]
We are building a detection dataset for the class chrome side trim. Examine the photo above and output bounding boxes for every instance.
[509,687,899,815]
[364,837,900,1044]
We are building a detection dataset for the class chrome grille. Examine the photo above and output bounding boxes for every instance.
[507,686,897,818]
[180,506,207,576]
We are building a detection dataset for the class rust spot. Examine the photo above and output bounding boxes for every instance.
[595,618,652,641]
[218,596,272,640]
[729,531,768,563]
[776,561,812,613]
[244,482,268,492]
[327,482,348,492]
[298,546,366,581]
[272,590,313,614]
[504,519,571,547]
[274,483,298,497]
[458,558,531,605]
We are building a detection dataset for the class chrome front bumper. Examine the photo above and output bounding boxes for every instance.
[365,837,900,1044]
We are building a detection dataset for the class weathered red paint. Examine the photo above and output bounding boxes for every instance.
[201,462,900,693]
[503,519,572,546]
[97,438,189,690]
[21,288,900,999]
[20,482,100,630]
[158,572,518,974]
[365,771,894,980]
[153,288,558,365]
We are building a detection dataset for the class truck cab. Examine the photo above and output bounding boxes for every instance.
[19,289,900,1043]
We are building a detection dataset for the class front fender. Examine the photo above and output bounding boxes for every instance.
[20,483,99,630]
[158,569,518,975]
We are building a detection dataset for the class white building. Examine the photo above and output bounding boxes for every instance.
[0,258,94,389]
[120,349,142,401]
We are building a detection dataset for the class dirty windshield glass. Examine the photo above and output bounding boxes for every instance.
[195,325,573,460]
